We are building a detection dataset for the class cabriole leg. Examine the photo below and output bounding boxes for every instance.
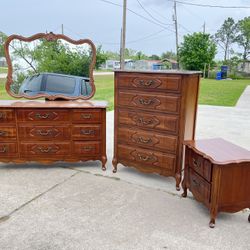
[112,158,118,173]
[175,173,181,191]
[101,156,107,171]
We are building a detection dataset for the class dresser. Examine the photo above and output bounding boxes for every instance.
[0,100,107,169]
[182,138,250,228]
[112,70,201,190]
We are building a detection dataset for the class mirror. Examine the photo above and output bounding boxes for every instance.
[4,32,96,100]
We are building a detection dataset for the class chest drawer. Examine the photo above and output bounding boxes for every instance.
[118,144,176,171]
[0,109,15,123]
[18,125,70,140]
[0,142,17,156]
[17,109,69,122]
[188,149,212,182]
[118,109,179,134]
[118,127,177,154]
[72,125,101,140]
[0,126,17,140]
[72,109,101,123]
[118,90,180,114]
[20,142,70,156]
[188,168,211,206]
[118,74,181,93]
[73,141,101,155]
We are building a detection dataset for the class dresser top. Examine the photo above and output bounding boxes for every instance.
[0,100,108,108]
[115,69,202,75]
[184,138,250,165]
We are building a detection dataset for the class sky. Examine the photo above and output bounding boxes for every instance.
[1,0,250,59]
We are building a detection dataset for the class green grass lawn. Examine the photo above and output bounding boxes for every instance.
[0,76,249,109]
[0,67,8,74]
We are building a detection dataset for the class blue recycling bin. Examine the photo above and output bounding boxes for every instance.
[221,65,228,79]
[216,71,222,80]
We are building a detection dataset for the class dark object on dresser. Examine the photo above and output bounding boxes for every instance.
[112,70,201,190]
[0,100,107,170]
[182,138,250,228]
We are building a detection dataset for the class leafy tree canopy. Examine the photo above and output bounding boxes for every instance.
[178,32,217,71]
[0,31,7,57]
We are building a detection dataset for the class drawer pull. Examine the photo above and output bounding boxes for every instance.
[139,99,154,105]
[81,114,92,119]
[0,112,6,119]
[80,130,95,135]
[82,146,94,151]
[192,178,200,187]
[0,131,7,136]
[37,130,53,136]
[37,146,52,153]
[138,154,151,161]
[137,136,152,144]
[138,117,153,125]
[192,158,199,168]
[35,113,50,119]
[0,146,7,153]
[139,79,154,87]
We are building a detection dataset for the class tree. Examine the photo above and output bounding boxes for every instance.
[95,45,108,69]
[178,32,217,71]
[214,17,237,62]
[161,51,177,60]
[235,17,250,62]
[0,31,7,57]
[149,54,160,60]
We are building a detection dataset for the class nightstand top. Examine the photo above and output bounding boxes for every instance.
[184,138,250,165]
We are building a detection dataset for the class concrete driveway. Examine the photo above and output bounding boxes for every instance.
[0,87,250,250]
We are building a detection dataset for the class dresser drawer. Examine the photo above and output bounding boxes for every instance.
[0,142,17,156]
[188,149,212,182]
[0,109,15,123]
[118,90,180,114]
[118,74,181,93]
[188,168,211,206]
[20,142,70,156]
[0,126,17,140]
[118,109,179,134]
[118,127,177,154]
[118,144,176,171]
[18,125,70,140]
[73,141,101,155]
[72,109,101,123]
[17,109,69,122]
[72,125,101,140]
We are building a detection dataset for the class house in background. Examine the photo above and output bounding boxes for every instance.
[103,59,134,70]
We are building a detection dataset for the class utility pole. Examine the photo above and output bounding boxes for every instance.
[61,24,64,35]
[120,28,123,68]
[121,0,127,70]
[173,0,179,69]
[203,22,206,33]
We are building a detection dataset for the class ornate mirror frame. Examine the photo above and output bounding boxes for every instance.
[4,32,97,100]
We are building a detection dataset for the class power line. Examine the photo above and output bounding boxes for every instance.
[166,0,250,9]
[136,0,170,26]
[99,0,174,31]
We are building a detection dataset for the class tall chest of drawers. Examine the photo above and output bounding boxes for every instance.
[0,100,107,169]
[112,70,200,190]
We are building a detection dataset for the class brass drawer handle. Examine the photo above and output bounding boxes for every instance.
[80,130,95,135]
[192,158,200,168]
[139,79,154,87]
[0,112,6,119]
[0,146,8,153]
[192,178,200,187]
[37,130,53,136]
[0,131,7,136]
[137,153,151,161]
[139,99,154,105]
[81,114,92,119]
[37,146,52,153]
[35,113,51,119]
[137,136,152,144]
[82,146,94,151]
[138,117,153,125]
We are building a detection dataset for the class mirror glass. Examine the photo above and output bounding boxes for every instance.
[5,33,96,100]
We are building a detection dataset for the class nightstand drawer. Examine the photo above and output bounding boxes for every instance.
[118,90,180,114]
[0,126,16,140]
[188,168,211,206]
[72,109,101,123]
[118,127,177,154]
[189,149,212,181]
[118,74,181,93]
[118,109,179,134]
[17,109,69,122]
[72,125,101,140]
[0,109,15,123]
[73,141,101,155]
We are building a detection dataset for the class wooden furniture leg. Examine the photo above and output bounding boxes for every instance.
[181,178,187,198]
[209,207,218,228]
[101,156,107,171]
[175,173,181,191]
[112,158,118,173]
[248,214,250,223]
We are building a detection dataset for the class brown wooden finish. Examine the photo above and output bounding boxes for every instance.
[0,109,15,123]
[113,70,200,190]
[4,32,97,100]
[182,138,250,228]
[0,100,107,170]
